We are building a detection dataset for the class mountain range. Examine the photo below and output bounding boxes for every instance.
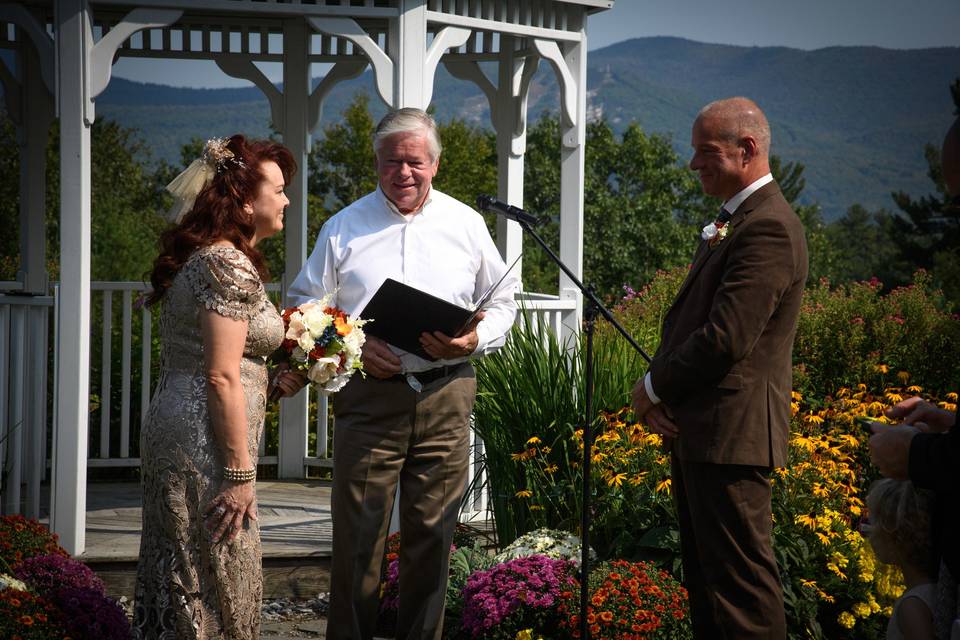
[97,36,960,221]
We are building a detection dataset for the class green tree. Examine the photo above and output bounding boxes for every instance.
[820,204,912,287]
[889,143,959,305]
[307,94,498,235]
[769,156,838,284]
[521,116,713,299]
[0,110,166,283]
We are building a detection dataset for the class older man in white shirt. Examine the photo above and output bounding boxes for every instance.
[287,108,518,640]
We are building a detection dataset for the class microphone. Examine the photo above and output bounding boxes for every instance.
[476,195,541,226]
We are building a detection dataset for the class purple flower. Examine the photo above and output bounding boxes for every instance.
[460,555,577,639]
[50,587,131,640]
[13,553,105,596]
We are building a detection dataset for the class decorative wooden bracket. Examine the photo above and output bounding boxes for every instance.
[531,38,577,129]
[445,53,538,155]
[215,57,284,130]
[421,26,471,107]
[0,4,55,96]
[307,60,367,132]
[308,17,395,108]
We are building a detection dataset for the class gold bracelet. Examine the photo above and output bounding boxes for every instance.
[223,466,257,482]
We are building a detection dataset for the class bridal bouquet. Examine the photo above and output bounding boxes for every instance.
[277,295,367,394]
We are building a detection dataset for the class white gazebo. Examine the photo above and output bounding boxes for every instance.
[0,0,613,555]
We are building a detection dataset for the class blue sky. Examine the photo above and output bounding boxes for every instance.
[112,0,960,89]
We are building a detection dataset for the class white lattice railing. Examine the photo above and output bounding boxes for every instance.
[0,281,574,524]
[0,290,53,519]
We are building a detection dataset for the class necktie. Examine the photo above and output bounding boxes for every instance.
[717,207,731,224]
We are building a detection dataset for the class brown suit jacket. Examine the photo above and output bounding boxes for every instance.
[650,181,808,467]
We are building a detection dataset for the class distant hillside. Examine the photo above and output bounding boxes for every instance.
[96,37,959,221]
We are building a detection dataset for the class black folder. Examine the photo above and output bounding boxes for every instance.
[359,279,476,361]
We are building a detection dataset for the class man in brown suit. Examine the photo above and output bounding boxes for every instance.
[632,97,808,639]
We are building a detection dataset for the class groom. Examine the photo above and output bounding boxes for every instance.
[632,97,808,638]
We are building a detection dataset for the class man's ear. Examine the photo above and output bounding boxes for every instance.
[243,202,254,216]
[740,137,759,164]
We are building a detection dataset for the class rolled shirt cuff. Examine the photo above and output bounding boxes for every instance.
[643,372,661,405]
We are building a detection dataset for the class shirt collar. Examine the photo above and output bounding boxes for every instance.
[722,173,773,216]
[376,185,434,218]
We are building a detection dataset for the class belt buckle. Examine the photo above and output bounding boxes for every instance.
[404,373,424,393]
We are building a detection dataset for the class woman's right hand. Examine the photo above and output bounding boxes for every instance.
[204,480,257,543]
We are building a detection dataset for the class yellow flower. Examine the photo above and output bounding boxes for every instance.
[896,371,910,383]
[515,630,533,640]
[515,489,532,498]
[946,392,958,402]
[906,385,923,393]
[655,478,672,494]
[800,579,817,589]
[875,364,889,374]
[803,413,824,426]
[852,602,872,618]
[791,390,803,401]
[544,464,558,474]
[525,436,542,446]
[885,391,903,403]
[838,612,856,629]
[607,473,627,487]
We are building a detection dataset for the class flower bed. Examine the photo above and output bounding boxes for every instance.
[0,515,130,640]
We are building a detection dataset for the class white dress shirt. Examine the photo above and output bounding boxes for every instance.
[643,173,774,404]
[287,187,519,373]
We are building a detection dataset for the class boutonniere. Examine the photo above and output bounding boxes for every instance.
[701,220,729,246]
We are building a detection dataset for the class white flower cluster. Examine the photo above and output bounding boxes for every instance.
[492,527,596,567]
[0,573,28,592]
[284,294,367,394]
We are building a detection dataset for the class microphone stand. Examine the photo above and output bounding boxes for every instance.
[512,217,651,640]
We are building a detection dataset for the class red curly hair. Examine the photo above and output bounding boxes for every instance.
[147,135,296,306]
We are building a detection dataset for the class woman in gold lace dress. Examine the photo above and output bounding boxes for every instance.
[134,135,298,639]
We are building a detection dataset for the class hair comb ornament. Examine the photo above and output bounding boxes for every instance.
[164,138,246,224]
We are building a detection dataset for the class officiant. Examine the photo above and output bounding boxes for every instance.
[287,108,519,640]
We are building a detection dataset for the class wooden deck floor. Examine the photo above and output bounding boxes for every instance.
[76,480,333,599]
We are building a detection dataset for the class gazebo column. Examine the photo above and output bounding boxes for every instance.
[493,36,535,272]
[277,18,311,478]
[17,43,53,295]
[393,0,427,108]
[537,30,587,344]
[53,2,180,554]
[52,0,93,555]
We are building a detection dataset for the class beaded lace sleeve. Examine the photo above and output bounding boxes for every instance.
[184,247,265,321]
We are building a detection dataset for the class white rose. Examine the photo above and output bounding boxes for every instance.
[298,332,316,354]
[308,357,340,384]
[303,307,332,336]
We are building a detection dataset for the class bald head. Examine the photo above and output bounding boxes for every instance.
[689,97,772,200]
[698,97,771,158]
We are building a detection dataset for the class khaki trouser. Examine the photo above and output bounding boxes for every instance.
[326,366,475,640]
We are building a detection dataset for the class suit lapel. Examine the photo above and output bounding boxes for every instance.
[668,182,782,312]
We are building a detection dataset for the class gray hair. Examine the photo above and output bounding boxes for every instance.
[372,108,442,161]
[698,97,771,156]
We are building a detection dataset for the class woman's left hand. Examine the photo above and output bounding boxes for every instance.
[204,480,257,543]
[269,362,308,400]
